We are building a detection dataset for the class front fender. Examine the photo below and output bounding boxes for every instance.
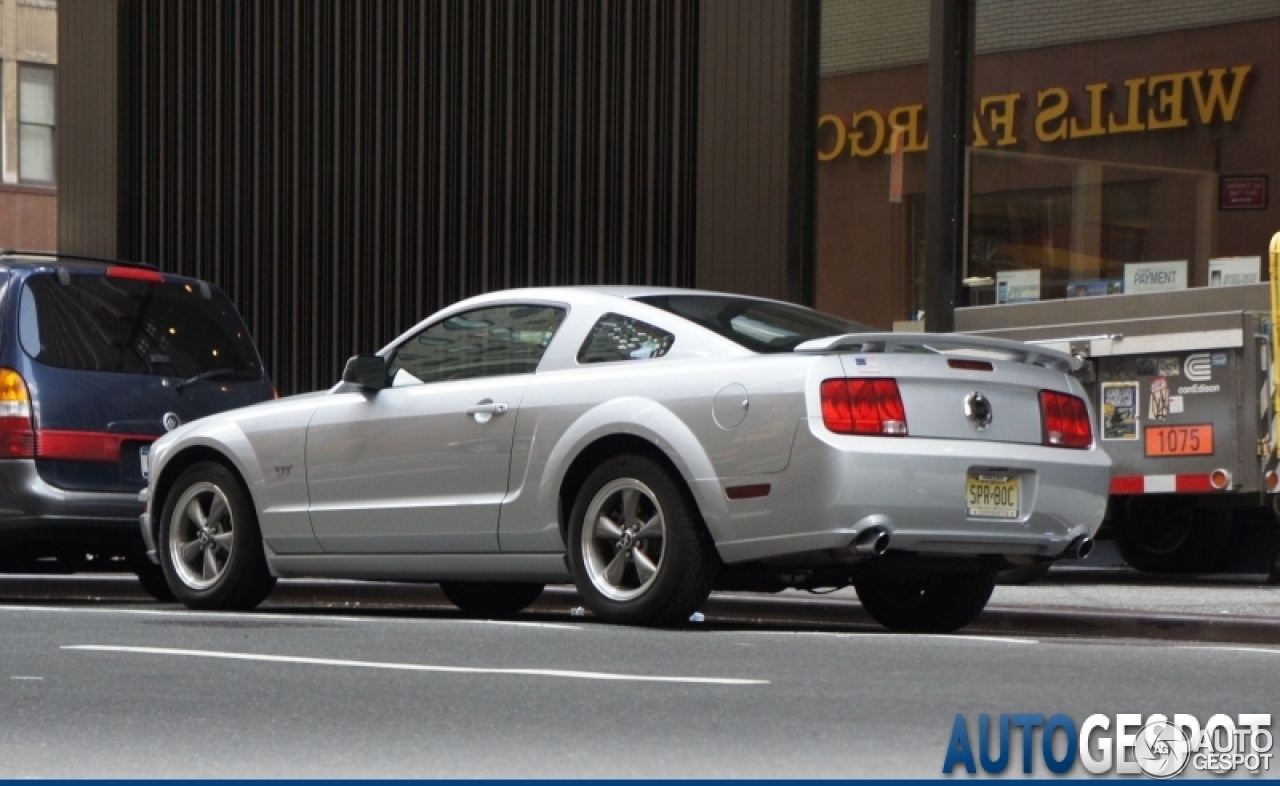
[147,396,323,555]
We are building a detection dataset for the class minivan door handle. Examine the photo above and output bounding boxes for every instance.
[465,400,508,422]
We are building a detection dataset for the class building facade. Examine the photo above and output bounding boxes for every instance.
[59,0,818,395]
[0,0,56,250]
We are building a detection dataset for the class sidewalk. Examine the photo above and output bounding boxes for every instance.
[0,564,1277,644]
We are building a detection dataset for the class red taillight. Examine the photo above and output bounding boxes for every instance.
[106,265,165,283]
[820,378,908,436]
[0,369,34,458]
[1040,390,1092,449]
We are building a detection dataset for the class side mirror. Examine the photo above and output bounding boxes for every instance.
[342,354,388,391]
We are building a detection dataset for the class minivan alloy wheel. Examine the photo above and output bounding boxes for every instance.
[168,481,236,590]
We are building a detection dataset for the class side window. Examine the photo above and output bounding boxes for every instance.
[387,304,567,386]
[577,313,674,364]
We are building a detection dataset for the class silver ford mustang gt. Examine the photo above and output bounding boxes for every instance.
[140,287,1110,632]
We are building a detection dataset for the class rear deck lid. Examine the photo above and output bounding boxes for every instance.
[799,333,1081,445]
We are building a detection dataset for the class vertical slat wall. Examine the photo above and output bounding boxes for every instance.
[696,0,817,305]
[116,0,700,395]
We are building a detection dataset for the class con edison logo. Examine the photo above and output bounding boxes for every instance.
[943,713,1272,777]
[1183,353,1212,382]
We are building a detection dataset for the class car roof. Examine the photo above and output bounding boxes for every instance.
[454,284,795,310]
[0,250,210,282]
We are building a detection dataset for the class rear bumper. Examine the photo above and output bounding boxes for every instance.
[709,419,1112,565]
[0,459,145,545]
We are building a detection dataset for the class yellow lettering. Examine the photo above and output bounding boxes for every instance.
[1036,87,1070,142]
[1146,72,1193,130]
[849,110,886,157]
[1107,77,1146,133]
[972,111,989,148]
[980,93,1021,146]
[885,104,927,153]
[817,114,847,161]
[1189,65,1252,123]
[1069,83,1108,138]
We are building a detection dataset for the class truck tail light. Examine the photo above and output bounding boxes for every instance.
[1040,390,1092,449]
[0,368,35,458]
[821,378,908,436]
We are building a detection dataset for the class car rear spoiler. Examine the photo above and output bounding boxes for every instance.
[792,332,1080,373]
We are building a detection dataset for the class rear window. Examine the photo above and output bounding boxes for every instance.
[635,295,874,354]
[19,272,261,378]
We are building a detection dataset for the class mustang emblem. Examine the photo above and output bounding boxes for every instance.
[964,392,992,431]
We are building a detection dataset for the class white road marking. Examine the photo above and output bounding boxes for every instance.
[1175,645,1280,656]
[62,645,769,686]
[9,676,43,681]
[712,630,1037,645]
[0,605,580,630]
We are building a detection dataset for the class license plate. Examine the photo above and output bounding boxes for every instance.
[140,445,151,480]
[1145,424,1214,457]
[966,473,1019,519]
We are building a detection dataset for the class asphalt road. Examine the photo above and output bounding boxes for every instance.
[1,578,1277,778]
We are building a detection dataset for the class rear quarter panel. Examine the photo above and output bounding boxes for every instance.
[498,353,829,553]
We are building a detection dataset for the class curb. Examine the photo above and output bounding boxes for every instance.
[3,574,1278,645]
[537,586,1280,645]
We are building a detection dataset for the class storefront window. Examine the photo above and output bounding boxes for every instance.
[817,1,1278,325]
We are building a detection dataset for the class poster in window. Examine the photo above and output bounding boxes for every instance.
[995,269,1040,304]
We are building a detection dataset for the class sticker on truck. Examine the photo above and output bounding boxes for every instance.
[1101,381,1139,441]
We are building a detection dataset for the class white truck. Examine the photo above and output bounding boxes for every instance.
[956,235,1280,577]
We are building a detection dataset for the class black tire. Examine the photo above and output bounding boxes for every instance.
[566,454,718,626]
[157,461,276,610]
[134,560,176,602]
[855,571,995,633]
[439,581,545,618]
[1113,499,1232,574]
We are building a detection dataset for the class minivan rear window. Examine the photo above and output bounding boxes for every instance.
[635,294,875,354]
[20,272,260,378]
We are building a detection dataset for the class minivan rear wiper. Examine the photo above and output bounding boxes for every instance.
[175,368,260,393]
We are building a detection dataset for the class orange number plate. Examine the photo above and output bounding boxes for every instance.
[1144,424,1214,457]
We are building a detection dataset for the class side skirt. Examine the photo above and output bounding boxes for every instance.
[264,549,572,584]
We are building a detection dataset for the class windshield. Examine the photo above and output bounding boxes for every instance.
[20,272,261,379]
[635,294,876,353]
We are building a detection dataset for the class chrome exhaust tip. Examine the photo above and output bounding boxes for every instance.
[852,526,890,556]
[1061,535,1093,560]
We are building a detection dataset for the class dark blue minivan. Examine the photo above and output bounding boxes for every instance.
[0,251,274,598]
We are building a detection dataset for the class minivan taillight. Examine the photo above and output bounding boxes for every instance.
[0,368,34,458]
[1040,390,1091,449]
[820,378,908,436]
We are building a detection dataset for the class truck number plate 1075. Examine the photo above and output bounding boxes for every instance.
[966,474,1019,519]
[1144,424,1214,457]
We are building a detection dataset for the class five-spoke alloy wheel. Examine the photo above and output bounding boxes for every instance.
[168,482,236,590]
[158,461,276,610]
[580,478,668,602]
[567,454,717,626]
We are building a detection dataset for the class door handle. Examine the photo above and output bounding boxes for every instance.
[465,401,508,417]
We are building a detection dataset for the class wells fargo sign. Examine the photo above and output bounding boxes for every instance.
[817,65,1251,161]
